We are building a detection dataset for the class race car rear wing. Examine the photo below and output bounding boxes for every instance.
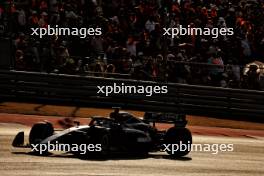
[143,112,187,127]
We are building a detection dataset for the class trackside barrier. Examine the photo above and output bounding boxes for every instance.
[0,70,263,122]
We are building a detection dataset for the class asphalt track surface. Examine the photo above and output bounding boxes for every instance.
[0,123,263,176]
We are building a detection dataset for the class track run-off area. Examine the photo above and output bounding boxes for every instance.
[0,103,263,176]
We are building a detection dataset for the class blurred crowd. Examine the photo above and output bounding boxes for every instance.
[0,0,264,89]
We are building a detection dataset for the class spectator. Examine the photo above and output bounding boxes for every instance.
[15,50,26,70]
[2,0,263,90]
[17,8,26,31]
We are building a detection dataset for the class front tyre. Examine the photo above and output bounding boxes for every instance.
[28,121,54,155]
[29,121,54,145]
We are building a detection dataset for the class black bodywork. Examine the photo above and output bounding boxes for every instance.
[12,111,192,157]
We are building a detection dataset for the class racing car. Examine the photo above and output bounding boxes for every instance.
[12,109,192,157]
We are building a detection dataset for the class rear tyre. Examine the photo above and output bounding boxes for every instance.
[164,127,192,157]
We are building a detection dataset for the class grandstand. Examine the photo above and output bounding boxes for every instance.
[0,0,263,89]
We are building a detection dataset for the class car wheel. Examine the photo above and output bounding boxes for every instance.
[29,121,54,145]
[164,127,192,157]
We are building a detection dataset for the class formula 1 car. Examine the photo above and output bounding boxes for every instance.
[12,109,192,157]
